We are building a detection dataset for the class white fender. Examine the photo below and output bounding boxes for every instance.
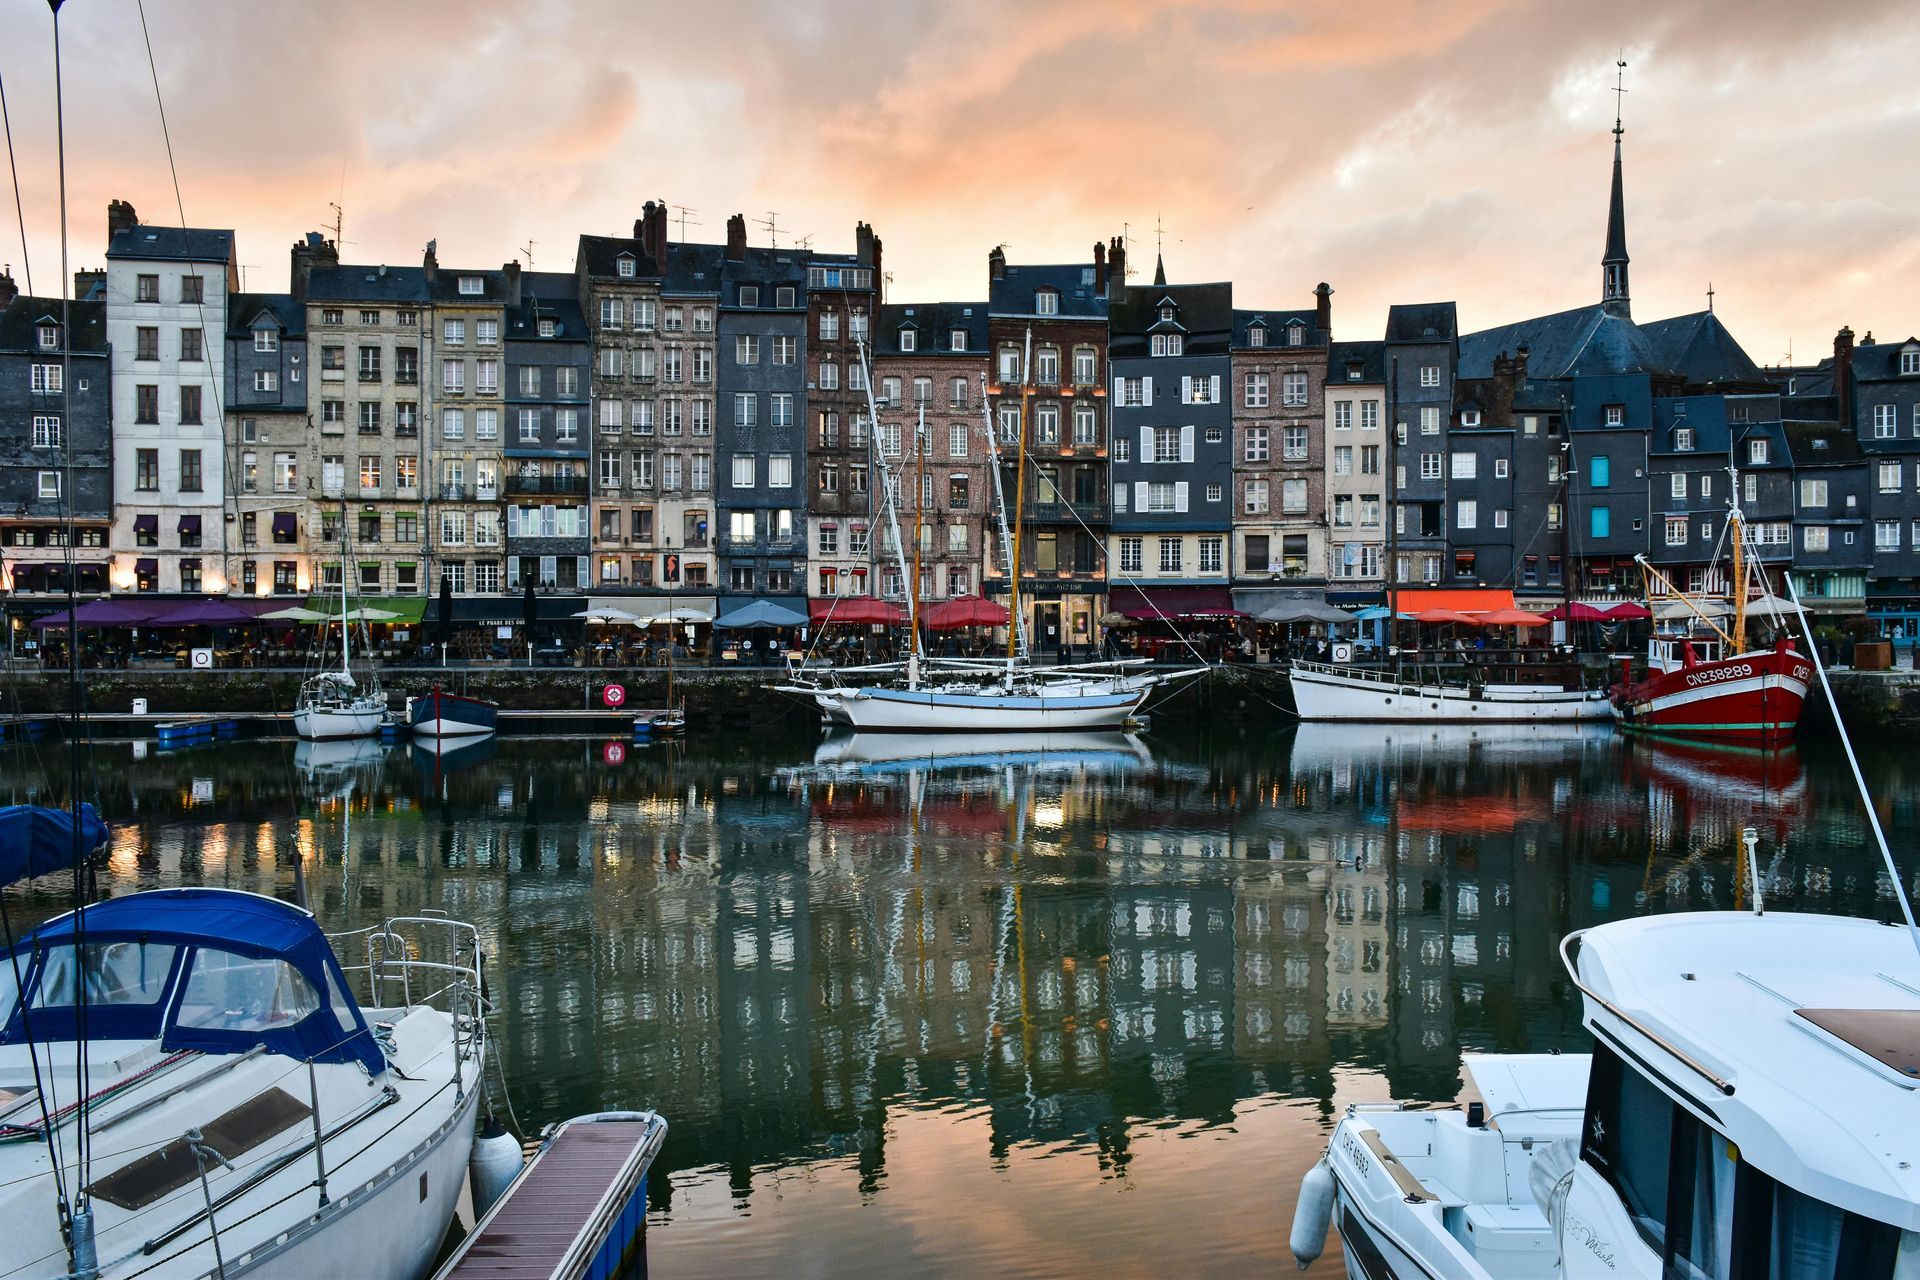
[468,1119,525,1217]
[1289,1155,1337,1270]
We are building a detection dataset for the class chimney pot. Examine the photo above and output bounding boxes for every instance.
[106,199,139,248]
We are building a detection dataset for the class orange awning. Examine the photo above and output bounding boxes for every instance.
[1393,588,1515,614]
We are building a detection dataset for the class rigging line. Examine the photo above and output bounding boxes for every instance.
[0,64,35,298]
[0,885,75,1238]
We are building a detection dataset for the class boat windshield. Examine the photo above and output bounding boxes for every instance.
[31,941,178,1010]
[1582,1042,1903,1278]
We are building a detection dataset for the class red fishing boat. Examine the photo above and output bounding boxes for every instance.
[1612,491,1812,745]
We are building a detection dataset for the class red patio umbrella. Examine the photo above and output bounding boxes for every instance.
[1602,602,1652,621]
[923,596,1010,631]
[1477,607,1552,627]
[1410,608,1482,626]
[808,596,906,626]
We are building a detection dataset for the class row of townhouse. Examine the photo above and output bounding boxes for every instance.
[5,122,1920,638]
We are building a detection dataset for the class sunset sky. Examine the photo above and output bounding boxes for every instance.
[3,0,1917,363]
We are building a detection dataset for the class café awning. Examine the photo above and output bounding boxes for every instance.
[1391,588,1515,614]
[1108,586,1244,621]
[714,600,809,629]
[810,596,906,625]
[30,599,158,629]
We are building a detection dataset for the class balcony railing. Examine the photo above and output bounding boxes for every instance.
[507,473,589,496]
[440,484,472,501]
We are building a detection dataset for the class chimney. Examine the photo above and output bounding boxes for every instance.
[725,213,746,261]
[1106,236,1126,304]
[855,221,877,265]
[1835,326,1855,427]
[1516,342,1531,375]
[503,261,523,307]
[106,199,139,248]
[1314,282,1333,340]
[0,266,15,308]
[422,239,438,283]
[289,231,337,302]
[639,199,668,265]
[72,268,106,301]
[988,245,1006,283]
[1093,241,1107,293]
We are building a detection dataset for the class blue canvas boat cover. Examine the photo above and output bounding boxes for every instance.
[0,803,108,887]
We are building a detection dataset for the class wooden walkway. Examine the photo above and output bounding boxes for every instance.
[437,1112,667,1280]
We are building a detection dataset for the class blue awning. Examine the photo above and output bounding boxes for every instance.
[714,599,809,629]
[0,803,107,887]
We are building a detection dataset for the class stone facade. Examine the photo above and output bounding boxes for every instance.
[1230,290,1329,587]
[503,272,591,596]
[224,292,309,596]
[801,225,881,603]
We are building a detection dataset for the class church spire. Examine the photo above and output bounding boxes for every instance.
[1153,253,1166,287]
[1602,59,1631,315]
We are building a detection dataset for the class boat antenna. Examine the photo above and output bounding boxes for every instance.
[1784,572,1920,967]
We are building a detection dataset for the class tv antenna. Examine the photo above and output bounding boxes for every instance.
[326,201,353,250]
[794,233,814,251]
[671,204,700,241]
[520,240,536,271]
[239,263,260,290]
[754,211,781,248]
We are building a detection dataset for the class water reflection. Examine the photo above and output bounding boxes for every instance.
[0,721,1904,1276]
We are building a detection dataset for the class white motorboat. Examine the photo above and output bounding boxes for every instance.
[0,885,490,1280]
[1291,908,1920,1279]
[1288,658,1616,724]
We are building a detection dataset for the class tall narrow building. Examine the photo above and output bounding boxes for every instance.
[1229,287,1331,612]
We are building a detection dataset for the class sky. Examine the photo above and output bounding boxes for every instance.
[2,0,1917,364]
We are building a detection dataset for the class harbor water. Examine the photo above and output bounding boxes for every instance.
[2,722,1911,1278]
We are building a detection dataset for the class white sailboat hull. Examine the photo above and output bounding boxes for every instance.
[294,701,387,740]
[803,682,1153,732]
[1289,661,1616,723]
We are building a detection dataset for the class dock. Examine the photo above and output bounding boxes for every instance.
[436,1111,668,1280]
[2,707,669,741]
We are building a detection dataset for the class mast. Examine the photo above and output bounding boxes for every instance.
[339,518,352,678]
[1006,328,1032,664]
[979,375,1030,663]
[1384,355,1399,653]
[854,337,920,679]
[911,404,926,666]
[1729,451,1747,652]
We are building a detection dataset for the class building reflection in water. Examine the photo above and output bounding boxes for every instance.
[0,719,1898,1216]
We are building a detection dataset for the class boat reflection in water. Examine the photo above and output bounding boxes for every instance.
[410,733,500,777]
[293,736,390,779]
[2,724,1873,1278]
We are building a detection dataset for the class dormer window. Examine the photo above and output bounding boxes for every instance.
[1158,306,1175,323]
[538,318,556,338]
[253,326,278,353]
[899,328,916,353]
[776,286,795,308]
[1346,363,1362,381]
[1150,333,1184,357]
[616,255,636,278]
[458,275,483,295]
[1749,438,1769,465]
[1605,404,1625,426]
[1675,426,1693,451]
[36,324,59,350]
[1902,347,1920,375]
[1035,289,1059,316]
[1247,325,1265,348]
[1461,409,1482,428]
[1287,320,1306,346]
[739,285,759,307]
[949,328,967,352]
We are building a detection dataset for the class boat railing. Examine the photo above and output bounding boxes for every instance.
[328,915,487,1022]
[1559,928,1736,1097]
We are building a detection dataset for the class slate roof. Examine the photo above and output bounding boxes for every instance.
[661,243,724,297]
[1782,394,1842,424]
[1784,419,1864,466]
[1639,310,1767,387]
[105,224,232,263]
[721,248,807,292]
[1231,308,1325,349]
[988,263,1107,319]
[576,234,661,280]
[508,274,587,342]
[1850,338,1920,382]
[1768,364,1834,398]
[1460,302,1671,380]
[429,267,511,305]
[0,295,107,352]
[877,302,990,357]
[1109,281,1232,343]
[1326,340,1386,384]
[225,292,306,339]
[1650,396,1733,455]
[305,263,431,304]
[1385,301,1457,343]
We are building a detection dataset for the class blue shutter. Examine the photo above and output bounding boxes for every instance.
[1590,455,1610,488]
[1591,506,1611,539]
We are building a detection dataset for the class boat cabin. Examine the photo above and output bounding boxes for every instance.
[1647,631,1727,674]
[0,888,382,1078]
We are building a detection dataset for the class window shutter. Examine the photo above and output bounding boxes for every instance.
[1210,375,1221,403]
[1134,481,1149,512]
[1174,481,1190,513]
[1113,484,1128,512]
[1180,426,1195,463]
[1181,376,1192,404]
[1140,426,1154,462]
[1114,376,1125,400]
[1143,376,1153,406]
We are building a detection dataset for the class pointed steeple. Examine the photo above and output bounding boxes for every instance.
[1153,253,1166,287]
[1602,59,1631,316]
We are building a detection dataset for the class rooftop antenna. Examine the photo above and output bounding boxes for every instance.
[795,233,814,251]
[671,204,699,241]
[754,211,780,249]
[239,263,259,291]
[1155,212,1165,257]
[519,240,535,271]
[326,201,353,250]
[1707,281,1714,314]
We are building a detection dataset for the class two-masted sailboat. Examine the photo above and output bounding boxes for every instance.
[777,333,1205,732]
[1613,462,1812,743]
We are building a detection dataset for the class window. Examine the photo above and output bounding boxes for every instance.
[1800,478,1828,508]
[1673,426,1694,452]
[1283,425,1309,460]
[178,385,202,425]
[1244,373,1270,408]
[1881,461,1902,493]
[1244,479,1269,514]
[1074,403,1097,445]
[1903,349,1920,375]
[1282,478,1307,514]
[442,359,465,393]
[768,454,793,489]
[253,369,279,392]
[1035,347,1060,385]
[36,470,59,499]
[32,415,62,449]
[734,393,757,427]
[458,275,483,295]
[1282,372,1308,406]
[1245,428,1270,462]
[1150,333,1184,357]
[735,335,759,365]
[253,327,278,353]
[1419,406,1440,435]
[770,393,794,429]
[1804,525,1829,552]
[1420,453,1442,481]
[817,361,838,390]
[1671,472,1688,499]
[179,274,204,304]
[135,325,161,361]
[1334,402,1352,431]
[1157,538,1182,573]
[1666,516,1688,546]
[1153,426,1180,463]
[1072,346,1097,385]
[1455,500,1477,530]
[180,328,204,362]
[360,456,382,491]
[1119,537,1143,574]
[1035,289,1058,315]
[1246,325,1266,348]
[1333,445,1353,476]
[443,318,465,346]
[1450,452,1476,480]
[1605,404,1625,426]
[442,409,465,440]
[731,455,755,488]
[1419,364,1440,387]
[1874,405,1897,438]
[136,274,160,303]
[178,449,203,493]
[476,359,498,393]
[1112,436,1130,463]
[1877,519,1901,550]
[1590,455,1611,488]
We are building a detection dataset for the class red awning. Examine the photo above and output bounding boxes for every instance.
[1392,588,1515,613]
[809,596,905,625]
[1109,586,1244,621]
[1605,602,1652,620]
[923,596,1009,630]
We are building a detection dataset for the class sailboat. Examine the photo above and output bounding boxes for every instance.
[294,534,387,741]
[644,609,699,735]
[1612,461,1812,744]
[777,334,1206,732]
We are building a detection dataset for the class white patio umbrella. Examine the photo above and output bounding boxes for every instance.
[259,605,331,622]
[573,607,643,625]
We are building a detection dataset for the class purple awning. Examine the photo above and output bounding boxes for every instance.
[1109,586,1244,621]
[147,600,258,627]
[134,558,159,575]
[272,513,298,540]
[133,514,158,535]
[178,514,201,535]
[30,599,157,629]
